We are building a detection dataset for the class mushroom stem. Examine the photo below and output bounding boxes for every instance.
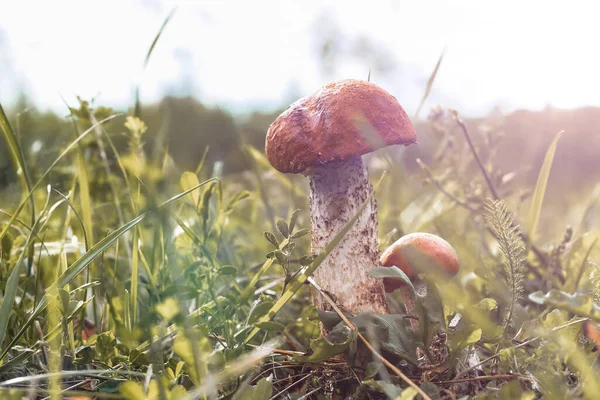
[309,156,388,315]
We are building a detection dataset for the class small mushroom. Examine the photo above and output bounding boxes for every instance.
[380,232,460,328]
[266,79,416,315]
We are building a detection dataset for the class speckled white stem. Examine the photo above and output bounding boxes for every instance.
[309,157,388,315]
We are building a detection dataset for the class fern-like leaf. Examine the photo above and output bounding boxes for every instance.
[483,199,526,331]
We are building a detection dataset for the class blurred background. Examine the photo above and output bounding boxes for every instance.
[0,0,599,223]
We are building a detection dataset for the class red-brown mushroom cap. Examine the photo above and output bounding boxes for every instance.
[265,79,416,174]
[380,232,460,293]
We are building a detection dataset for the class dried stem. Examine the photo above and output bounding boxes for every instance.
[307,277,432,400]
[451,111,500,200]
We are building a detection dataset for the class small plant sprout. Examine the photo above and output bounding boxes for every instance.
[380,232,460,329]
[265,79,416,315]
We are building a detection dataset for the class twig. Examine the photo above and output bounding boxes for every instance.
[418,157,545,279]
[435,374,531,385]
[307,277,432,400]
[451,111,499,200]
[269,372,313,400]
[417,158,479,214]
[573,239,597,292]
[452,113,549,268]
[296,385,322,400]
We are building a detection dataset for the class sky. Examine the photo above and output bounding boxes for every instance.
[1,0,599,117]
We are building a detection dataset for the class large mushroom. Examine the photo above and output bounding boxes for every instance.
[265,79,416,315]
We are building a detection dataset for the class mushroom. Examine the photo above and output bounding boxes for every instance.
[380,232,460,329]
[265,79,416,315]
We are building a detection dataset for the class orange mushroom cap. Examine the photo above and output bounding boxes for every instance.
[379,232,460,293]
[265,79,416,174]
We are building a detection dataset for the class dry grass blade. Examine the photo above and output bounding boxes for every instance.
[135,7,177,118]
[414,48,445,119]
[306,277,432,400]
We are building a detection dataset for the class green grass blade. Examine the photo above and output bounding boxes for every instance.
[0,178,216,361]
[243,172,387,344]
[131,227,140,325]
[0,114,121,243]
[0,104,35,221]
[526,130,564,247]
[239,238,289,302]
[0,192,64,351]
[60,95,96,256]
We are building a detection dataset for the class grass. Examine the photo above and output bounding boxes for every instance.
[1,30,600,400]
[1,92,599,400]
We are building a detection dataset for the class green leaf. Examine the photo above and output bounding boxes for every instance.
[97,379,125,393]
[419,382,441,400]
[369,266,414,290]
[156,298,180,321]
[290,228,310,239]
[290,305,321,347]
[364,362,382,379]
[281,242,296,256]
[293,334,353,363]
[362,380,402,399]
[448,325,482,355]
[246,300,276,326]
[225,190,251,213]
[234,375,273,400]
[254,321,284,332]
[334,312,418,364]
[273,250,286,265]
[526,130,563,245]
[200,181,215,220]
[0,347,35,375]
[299,253,317,266]
[0,233,12,261]
[318,309,344,332]
[288,209,301,233]
[399,387,418,400]
[74,345,96,365]
[263,232,279,248]
[119,381,146,400]
[416,281,446,349]
[218,265,238,275]
[180,171,201,206]
[529,290,600,321]
[476,298,499,312]
[276,219,289,238]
